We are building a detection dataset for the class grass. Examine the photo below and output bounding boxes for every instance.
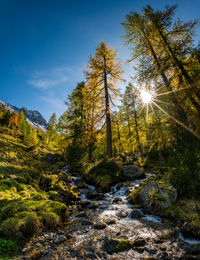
[0,122,78,258]
[164,198,200,236]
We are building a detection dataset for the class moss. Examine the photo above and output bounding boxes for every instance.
[22,212,40,237]
[149,187,166,204]
[85,159,122,191]
[163,198,200,236]
[0,124,75,244]
[128,185,143,204]
[115,239,133,251]
[42,212,60,229]
[0,217,22,238]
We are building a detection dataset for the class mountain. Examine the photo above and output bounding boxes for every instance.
[0,100,47,131]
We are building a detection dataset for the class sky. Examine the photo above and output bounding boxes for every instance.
[0,0,200,121]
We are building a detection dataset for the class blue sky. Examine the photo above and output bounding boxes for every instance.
[1,0,200,121]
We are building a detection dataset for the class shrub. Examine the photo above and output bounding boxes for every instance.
[0,217,21,238]
[22,212,40,237]
[48,190,62,201]
[0,238,18,257]
[42,212,59,229]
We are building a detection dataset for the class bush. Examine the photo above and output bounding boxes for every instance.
[0,238,18,258]
[168,127,200,195]
[22,212,40,237]
[42,212,59,229]
[0,217,21,238]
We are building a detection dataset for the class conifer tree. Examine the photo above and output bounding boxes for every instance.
[47,112,57,143]
[86,41,123,157]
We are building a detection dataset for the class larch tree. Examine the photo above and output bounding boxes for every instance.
[121,9,190,125]
[47,112,57,143]
[86,41,123,157]
[143,5,200,113]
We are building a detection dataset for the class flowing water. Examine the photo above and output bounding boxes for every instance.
[19,169,200,259]
[63,174,200,259]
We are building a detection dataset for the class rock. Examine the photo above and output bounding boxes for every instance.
[4,174,17,179]
[133,237,146,247]
[104,219,116,225]
[95,193,104,200]
[80,201,90,208]
[76,211,87,217]
[185,246,200,255]
[113,197,122,204]
[130,209,144,219]
[116,210,128,218]
[87,202,99,209]
[86,191,97,200]
[54,235,66,244]
[122,165,144,180]
[81,220,93,226]
[93,222,106,230]
[103,237,133,254]
[139,180,177,212]
[102,238,120,254]
[48,233,54,240]
[21,248,27,253]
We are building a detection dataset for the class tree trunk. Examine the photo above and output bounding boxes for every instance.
[133,109,143,157]
[104,65,112,158]
[143,29,189,124]
[156,26,200,111]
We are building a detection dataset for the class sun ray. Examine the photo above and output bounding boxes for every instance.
[152,101,200,140]
[152,98,170,105]
[156,87,190,97]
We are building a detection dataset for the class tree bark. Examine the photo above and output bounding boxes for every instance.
[156,26,200,111]
[142,29,189,124]
[104,58,112,157]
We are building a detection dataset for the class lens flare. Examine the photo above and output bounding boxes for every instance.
[140,89,152,104]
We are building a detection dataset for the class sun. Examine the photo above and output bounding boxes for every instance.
[140,89,152,104]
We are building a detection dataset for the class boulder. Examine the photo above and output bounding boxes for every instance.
[122,165,144,180]
[54,234,66,244]
[93,222,106,230]
[130,209,144,219]
[103,237,133,254]
[139,180,177,212]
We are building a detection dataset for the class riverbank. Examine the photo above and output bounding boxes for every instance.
[17,171,200,260]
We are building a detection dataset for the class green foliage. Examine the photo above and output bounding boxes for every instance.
[164,198,200,236]
[0,238,18,258]
[0,124,74,245]
[168,127,200,195]
[149,187,166,204]
[85,159,122,191]
[42,212,60,229]
[22,212,40,237]
[115,239,133,251]
[0,217,22,238]
[47,112,57,144]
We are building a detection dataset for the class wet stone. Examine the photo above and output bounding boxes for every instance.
[81,220,93,226]
[54,235,66,244]
[133,237,146,247]
[93,222,107,230]
[130,209,144,219]
[116,210,129,218]
[76,211,87,217]
[104,219,116,225]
